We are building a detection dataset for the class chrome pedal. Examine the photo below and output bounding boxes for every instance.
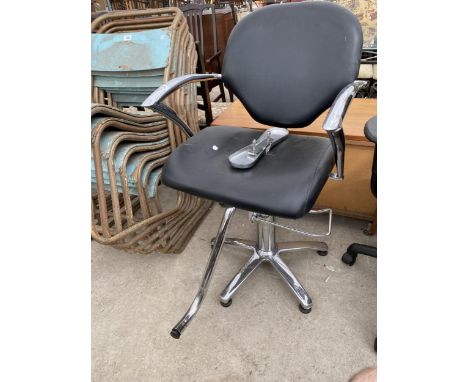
[229,127,289,169]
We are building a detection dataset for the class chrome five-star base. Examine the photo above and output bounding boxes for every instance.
[170,208,328,339]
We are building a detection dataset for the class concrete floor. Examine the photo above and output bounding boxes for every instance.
[92,205,376,382]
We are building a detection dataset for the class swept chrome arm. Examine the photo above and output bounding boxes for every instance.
[142,73,222,107]
[142,73,222,137]
[323,80,367,180]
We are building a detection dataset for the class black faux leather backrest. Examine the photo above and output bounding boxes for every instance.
[222,2,363,128]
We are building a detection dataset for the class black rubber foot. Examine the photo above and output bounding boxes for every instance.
[299,303,312,314]
[170,329,181,339]
[317,250,328,256]
[374,337,377,352]
[220,299,232,307]
[341,252,357,266]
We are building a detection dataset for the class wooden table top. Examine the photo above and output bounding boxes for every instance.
[212,98,377,142]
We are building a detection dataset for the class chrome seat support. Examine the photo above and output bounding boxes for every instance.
[170,209,328,339]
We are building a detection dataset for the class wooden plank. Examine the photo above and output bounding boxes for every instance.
[212,98,377,142]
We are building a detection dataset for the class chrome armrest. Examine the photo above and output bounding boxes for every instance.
[142,73,222,137]
[323,80,367,180]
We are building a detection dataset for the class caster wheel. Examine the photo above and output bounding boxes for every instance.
[220,299,232,308]
[341,252,356,266]
[362,222,373,236]
[317,250,328,256]
[299,303,312,314]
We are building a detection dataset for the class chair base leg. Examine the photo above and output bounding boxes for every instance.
[212,237,256,251]
[218,242,322,311]
[219,216,327,312]
[219,251,263,304]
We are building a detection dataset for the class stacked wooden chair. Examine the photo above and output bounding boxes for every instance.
[91,8,212,254]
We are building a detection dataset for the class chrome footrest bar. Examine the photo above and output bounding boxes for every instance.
[250,208,333,237]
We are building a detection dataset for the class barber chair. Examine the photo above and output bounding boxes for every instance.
[142,2,365,338]
[341,116,377,351]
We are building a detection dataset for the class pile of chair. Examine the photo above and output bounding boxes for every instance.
[92,25,176,108]
[91,8,212,254]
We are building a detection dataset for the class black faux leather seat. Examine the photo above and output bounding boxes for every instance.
[162,126,335,219]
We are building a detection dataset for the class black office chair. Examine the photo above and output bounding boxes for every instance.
[142,2,365,338]
[341,115,377,351]
[342,116,377,265]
